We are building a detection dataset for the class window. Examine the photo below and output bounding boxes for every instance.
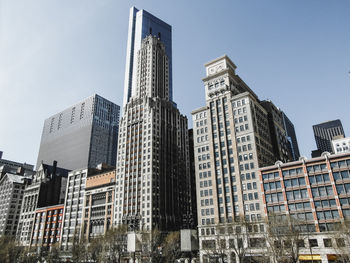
[323,238,332,247]
[309,239,318,247]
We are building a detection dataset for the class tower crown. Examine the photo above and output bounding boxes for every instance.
[135,35,169,100]
[204,55,237,77]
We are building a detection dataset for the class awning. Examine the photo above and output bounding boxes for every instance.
[327,255,337,260]
[299,255,321,260]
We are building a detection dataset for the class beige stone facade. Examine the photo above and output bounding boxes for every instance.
[192,55,293,262]
[82,170,115,240]
[115,36,191,232]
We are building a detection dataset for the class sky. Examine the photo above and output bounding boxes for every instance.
[0,0,349,165]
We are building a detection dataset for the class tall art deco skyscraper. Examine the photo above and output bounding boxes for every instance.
[115,8,192,232]
[123,7,173,107]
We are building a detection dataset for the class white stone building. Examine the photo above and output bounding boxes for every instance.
[0,173,26,236]
[192,55,293,262]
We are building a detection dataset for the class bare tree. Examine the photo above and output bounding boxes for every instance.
[162,231,181,262]
[264,214,304,263]
[333,220,350,262]
[200,217,262,263]
[142,227,164,263]
[71,233,88,262]
[87,236,104,263]
[45,243,61,263]
[0,236,23,263]
[102,224,128,263]
[227,217,254,263]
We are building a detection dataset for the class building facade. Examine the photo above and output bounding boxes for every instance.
[332,137,350,154]
[0,173,27,236]
[312,119,345,156]
[187,129,198,229]
[260,152,350,262]
[30,204,64,250]
[82,170,115,240]
[123,7,172,107]
[261,100,293,163]
[115,35,191,232]
[0,152,34,179]
[192,55,296,262]
[60,164,114,250]
[16,162,69,246]
[36,94,120,170]
[281,111,300,161]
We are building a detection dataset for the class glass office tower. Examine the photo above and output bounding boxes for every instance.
[313,119,345,154]
[123,6,172,107]
[36,94,120,170]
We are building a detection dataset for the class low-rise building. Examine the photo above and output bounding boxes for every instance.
[17,161,69,245]
[60,164,114,250]
[30,204,64,250]
[260,152,350,262]
[82,169,116,240]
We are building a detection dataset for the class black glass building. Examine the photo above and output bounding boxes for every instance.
[313,119,345,154]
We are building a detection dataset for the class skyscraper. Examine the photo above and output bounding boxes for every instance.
[313,119,345,155]
[36,94,120,170]
[115,31,191,231]
[192,55,291,262]
[261,100,293,163]
[281,111,300,161]
[192,55,275,225]
[123,7,172,107]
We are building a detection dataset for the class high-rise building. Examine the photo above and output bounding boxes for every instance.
[36,94,120,170]
[16,161,70,246]
[312,119,345,156]
[0,173,28,236]
[187,129,198,229]
[281,111,300,161]
[192,55,291,262]
[261,100,293,163]
[123,7,172,107]
[115,33,191,232]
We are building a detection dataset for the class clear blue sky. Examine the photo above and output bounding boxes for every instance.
[1,0,349,165]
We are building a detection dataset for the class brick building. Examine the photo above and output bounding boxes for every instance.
[30,204,64,250]
[260,152,350,262]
